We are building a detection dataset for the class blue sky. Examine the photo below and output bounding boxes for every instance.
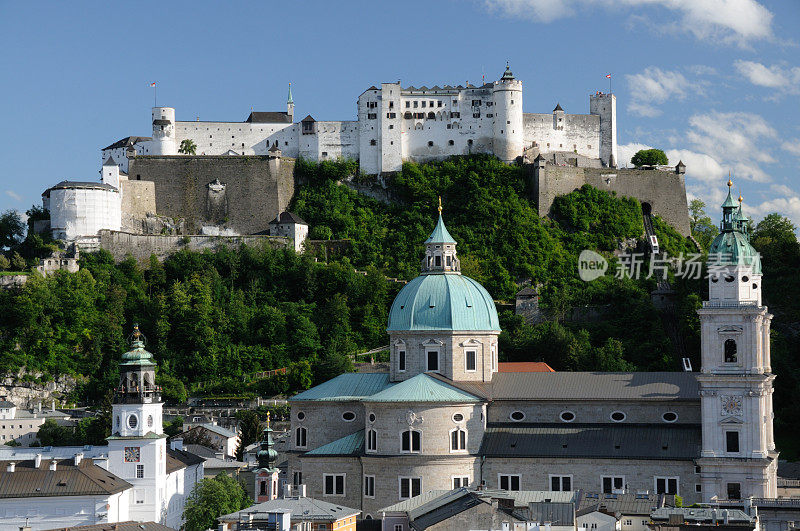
[1,0,798,226]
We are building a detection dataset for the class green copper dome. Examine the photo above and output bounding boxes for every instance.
[388,274,500,331]
[425,214,456,244]
[120,326,156,368]
[708,185,761,274]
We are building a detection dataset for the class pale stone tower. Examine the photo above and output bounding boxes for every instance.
[151,107,177,155]
[101,155,121,188]
[492,63,524,163]
[589,92,617,167]
[387,200,501,383]
[287,83,294,121]
[696,180,777,501]
[254,412,280,503]
[107,325,169,522]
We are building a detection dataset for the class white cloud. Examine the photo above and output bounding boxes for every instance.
[484,0,774,45]
[4,190,21,202]
[617,142,653,168]
[781,139,800,157]
[747,194,800,228]
[626,67,702,117]
[733,60,800,93]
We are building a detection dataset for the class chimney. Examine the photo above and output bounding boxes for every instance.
[74,453,83,466]
[6,462,15,472]
[34,454,42,468]
[49,460,57,471]
[51,400,55,412]
[170,437,184,451]
[299,484,306,497]
[283,484,293,498]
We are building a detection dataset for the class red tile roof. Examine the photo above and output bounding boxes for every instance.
[498,362,555,373]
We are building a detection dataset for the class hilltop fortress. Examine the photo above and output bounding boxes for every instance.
[40,65,689,254]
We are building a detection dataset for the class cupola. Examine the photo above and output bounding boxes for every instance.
[421,198,460,274]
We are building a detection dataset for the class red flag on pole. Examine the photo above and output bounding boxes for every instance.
[150,82,156,87]
[605,74,611,79]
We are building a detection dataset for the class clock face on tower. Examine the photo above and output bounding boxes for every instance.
[124,446,141,462]
[721,395,743,416]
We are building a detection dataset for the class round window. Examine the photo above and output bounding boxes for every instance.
[453,413,464,423]
[725,275,735,282]
[342,411,356,422]
[742,276,749,283]
[610,411,626,422]
[662,412,678,423]
[510,411,525,422]
[297,411,305,421]
[711,276,719,283]
[560,411,576,422]
[128,415,138,429]
[147,415,153,428]
[368,413,376,423]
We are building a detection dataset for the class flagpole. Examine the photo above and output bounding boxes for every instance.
[609,75,612,94]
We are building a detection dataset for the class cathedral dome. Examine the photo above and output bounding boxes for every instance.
[387,274,500,332]
[709,185,761,274]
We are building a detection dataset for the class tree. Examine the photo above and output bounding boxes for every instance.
[751,213,800,273]
[0,210,25,250]
[234,410,261,461]
[631,149,668,167]
[178,139,197,155]
[0,255,9,270]
[9,252,26,271]
[164,416,184,438]
[688,199,719,251]
[183,473,251,531]
[158,372,188,404]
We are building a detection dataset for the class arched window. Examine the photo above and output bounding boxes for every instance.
[724,339,737,363]
[260,480,267,495]
[366,429,377,452]
[401,429,421,453]
[450,428,467,452]
[295,426,307,448]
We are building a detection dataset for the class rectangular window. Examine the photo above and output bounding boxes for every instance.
[499,474,521,491]
[602,476,624,493]
[292,471,302,486]
[405,101,410,108]
[550,475,572,491]
[438,101,443,107]
[136,464,144,479]
[727,482,741,500]
[324,473,345,496]
[453,476,470,489]
[401,430,421,452]
[450,429,466,451]
[427,350,439,372]
[364,475,375,498]
[434,255,441,267]
[399,477,422,499]
[726,431,740,453]
[367,429,377,452]
[655,476,679,495]
[421,101,426,108]
[465,350,477,372]
[695,484,702,493]
[395,526,404,531]
[398,350,406,372]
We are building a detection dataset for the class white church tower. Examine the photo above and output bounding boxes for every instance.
[107,325,169,522]
[697,179,778,501]
[492,63,523,163]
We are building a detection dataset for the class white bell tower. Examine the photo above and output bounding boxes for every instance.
[107,324,169,523]
[696,180,777,501]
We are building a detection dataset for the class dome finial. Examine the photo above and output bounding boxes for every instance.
[727,171,733,189]
[266,410,271,429]
[438,196,442,215]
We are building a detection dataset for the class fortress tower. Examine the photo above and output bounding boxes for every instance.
[696,181,777,500]
[589,92,617,167]
[492,63,523,163]
[151,107,177,155]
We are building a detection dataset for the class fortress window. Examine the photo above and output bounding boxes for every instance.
[427,350,440,372]
[428,141,434,147]
[451,112,460,118]
[472,100,481,106]
[724,339,737,363]
[438,101,443,107]
[447,125,452,130]
[421,101,426,108]
[414,101,418,108]
[473,113,481,118]
[468,139,473,146]
[486,101,493,107]
[404,112,413,119]
[429,101,434,107]
[406,102,410,108]
[427,112,435,119]
[370,139,377,146]
[389,101,394,109]
[487,113,493,118]
[322,152,328,157]
[448,140,454,145]
[588,145,592,149]
[727,483,741,500]
[401,430,421,453]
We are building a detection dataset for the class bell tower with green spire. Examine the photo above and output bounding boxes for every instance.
[287,82,294,121]
[254,411,281,502]
[697,178,777,501]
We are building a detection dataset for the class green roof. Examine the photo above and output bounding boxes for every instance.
[305,430,364,456]
[363,374,481,403]
[119,339,156,368]
[721,188,738,208]
[709,229,762,274]
[424,214,456,244]
[289,373,393,402]
[388,273,500,331]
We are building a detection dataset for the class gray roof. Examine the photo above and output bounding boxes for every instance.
[578,492,672,516]
[183,444,218,459]
[489,372,699,401]
[192,423,237,438]
[102,136,151,150]
[480,423,701,460]
[408,489,493,530]
[0,400,15,408]
[102,155,117,166]
[43,522,173,531]
[381,489,577,513]
[219,496,360,523]
[270,211,308,225]
[166,447,204,473]
[528,501,575,525]
[0,458,131,499]
[245,111,292,123]
[650,507,755,524]
[44,181,118,195]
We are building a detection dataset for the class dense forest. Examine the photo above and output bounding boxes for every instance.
[0,155,797,456]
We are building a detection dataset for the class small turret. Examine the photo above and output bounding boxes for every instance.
[101,156,120,188]
[421,198,460,274]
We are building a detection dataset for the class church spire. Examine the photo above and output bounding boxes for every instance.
[257,411,278,472]
[421,199,460,274]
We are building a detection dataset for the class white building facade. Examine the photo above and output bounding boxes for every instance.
[103,65,617,174]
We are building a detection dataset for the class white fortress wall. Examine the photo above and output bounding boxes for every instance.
[523,112,601,159]
[298,121,359,161]
[174,120,297,156]
[49,187,121,241]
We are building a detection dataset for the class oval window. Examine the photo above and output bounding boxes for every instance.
[560,411,576,422]
[725,275,735,282]
[662,412,678,423]
[297,411,305,421]
[342,411,356,422]
[147,415,153,428]
[711,277,719,283]
[610,411,626,422]
[453,413,464,423]
[742,276,749,283]
[510,411,525,422]
[368,413,376,423]
[128,415,138,429]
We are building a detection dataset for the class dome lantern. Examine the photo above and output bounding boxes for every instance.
[421,198,460,274]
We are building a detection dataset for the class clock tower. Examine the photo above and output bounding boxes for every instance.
[696,181,778,501]
[107,325,169,522]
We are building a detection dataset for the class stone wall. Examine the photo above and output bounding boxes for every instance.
[530,164,691,236]
[0,372,77,408]
[0,274,29,289]
[96,230,288,264]
[488,399,700,424]
[120,179,156,233]
[127,155,295,235]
